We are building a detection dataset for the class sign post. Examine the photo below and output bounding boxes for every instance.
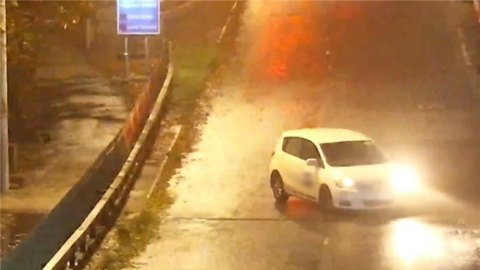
[144,37,150,73]
[0,0,9,192]
[124,37,130,78]
[117,0,160,78]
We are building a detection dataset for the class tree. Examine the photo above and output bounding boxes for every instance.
[6,1,100,139]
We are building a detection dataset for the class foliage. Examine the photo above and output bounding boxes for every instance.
[86,40,221,270]
[6,1,97,71]
[172,41,220,108]
[5,1,101,128]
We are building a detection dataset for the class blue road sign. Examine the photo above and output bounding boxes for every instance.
[117,0,160,35]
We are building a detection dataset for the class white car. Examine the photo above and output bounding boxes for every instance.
[269,128,418,210]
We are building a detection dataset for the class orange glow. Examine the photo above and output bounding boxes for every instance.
[282,198,317,218]
[248,1,327,83]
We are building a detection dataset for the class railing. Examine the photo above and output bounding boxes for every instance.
[42,59,174,270]
[0,44,173,270]
[1,1,245,267]
[39,5,245,268]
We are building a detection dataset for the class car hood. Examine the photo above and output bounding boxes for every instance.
[331,163,393,183]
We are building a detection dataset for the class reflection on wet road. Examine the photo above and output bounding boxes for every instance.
[128,1,480,269]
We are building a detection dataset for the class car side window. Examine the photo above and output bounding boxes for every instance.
[282,137,302,158]
[300,139,324,167]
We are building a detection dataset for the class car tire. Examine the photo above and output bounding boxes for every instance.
[318,185,333,211]
[271,173,289,202]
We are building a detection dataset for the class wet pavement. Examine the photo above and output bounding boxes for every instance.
[1,31,128,213]
[0,212,44,259]
[128,1,480,270]
[0,31,128,260]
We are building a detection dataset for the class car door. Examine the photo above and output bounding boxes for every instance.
[280,137,304,195]
[298,138,325,199]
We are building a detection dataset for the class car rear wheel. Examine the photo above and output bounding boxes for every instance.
[271,173,289,202]
[318,185,333,211]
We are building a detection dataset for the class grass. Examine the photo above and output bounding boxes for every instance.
[86,39,222,270]
[91,183,172,270]
[171,41,221,110]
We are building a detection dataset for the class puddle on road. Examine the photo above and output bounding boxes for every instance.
[0,212,45,259]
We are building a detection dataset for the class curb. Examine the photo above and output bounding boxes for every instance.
[161,1,199,22]
[217,2,239,44]
[146,125,182,199]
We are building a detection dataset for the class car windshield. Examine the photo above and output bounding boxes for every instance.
[320,140,387,167]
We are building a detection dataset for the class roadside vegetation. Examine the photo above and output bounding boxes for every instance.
[86,39,222,270]
[87,6,245,266]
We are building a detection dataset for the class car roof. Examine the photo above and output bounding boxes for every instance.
[282,128,371,144]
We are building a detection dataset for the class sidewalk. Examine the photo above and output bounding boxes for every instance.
[1,32,128,213]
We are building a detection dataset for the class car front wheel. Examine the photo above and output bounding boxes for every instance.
[318,185,334,211]
[271,173,289,202]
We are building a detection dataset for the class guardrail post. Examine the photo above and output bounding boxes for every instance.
[68,252,77,270]
[107,200,115,221]
[101,206,111,227]
[79,238,87,254]
[89,226,96,240]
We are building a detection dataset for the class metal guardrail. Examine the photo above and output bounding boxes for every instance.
[0,43,173,270]
[1,130,127,270]
[3,1,243,266]
[42,58,174,270]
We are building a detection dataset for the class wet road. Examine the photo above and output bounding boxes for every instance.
[129,1,480,270]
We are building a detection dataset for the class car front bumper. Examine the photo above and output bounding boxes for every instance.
[331,189,396,210]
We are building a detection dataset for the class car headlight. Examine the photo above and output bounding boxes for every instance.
[391,166,419,193]
[336,177,355,189]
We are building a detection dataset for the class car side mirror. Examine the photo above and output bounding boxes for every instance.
[306,158,319,167]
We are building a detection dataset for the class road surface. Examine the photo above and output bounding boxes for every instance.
[128,1,480,270]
